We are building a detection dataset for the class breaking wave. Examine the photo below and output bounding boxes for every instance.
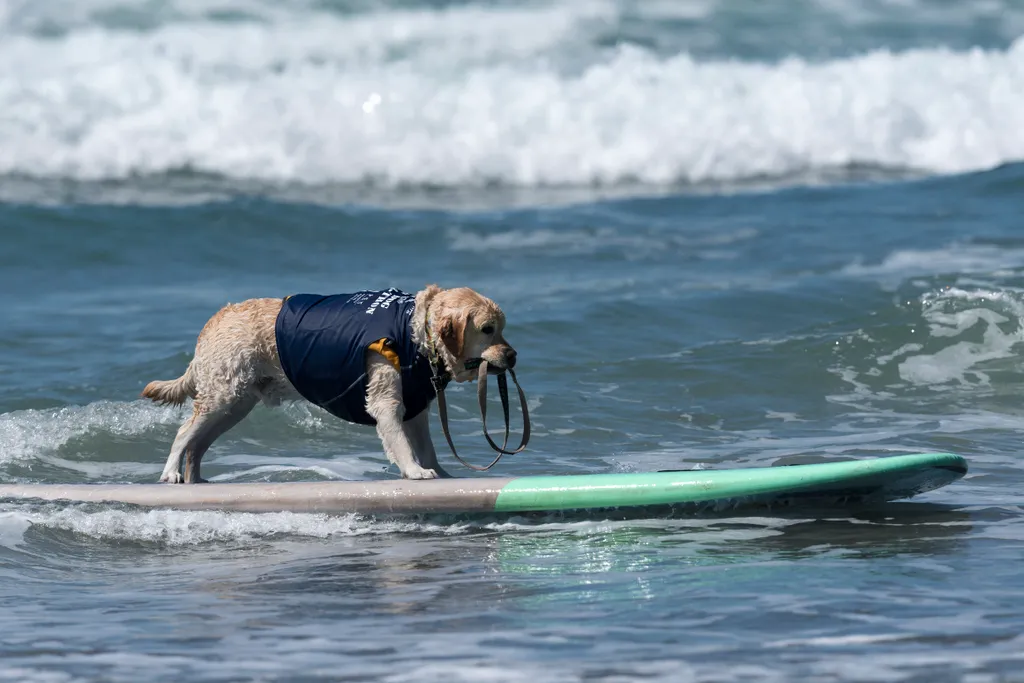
[2,1,1023,189]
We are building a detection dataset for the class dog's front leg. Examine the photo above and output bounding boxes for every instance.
[365,354,438,480]
[404,410,451,478]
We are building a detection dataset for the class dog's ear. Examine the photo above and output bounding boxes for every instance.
[417,284,443,320]
[421,284,443,303]
[439,311,466,359]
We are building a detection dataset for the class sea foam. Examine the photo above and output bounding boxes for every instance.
[1,2,1022,188]
[0,401,184,466]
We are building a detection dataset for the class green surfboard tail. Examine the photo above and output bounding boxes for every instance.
[493,453,967,513]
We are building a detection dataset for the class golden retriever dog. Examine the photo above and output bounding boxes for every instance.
[141,285,516,483]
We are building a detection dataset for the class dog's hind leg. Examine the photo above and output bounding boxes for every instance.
[160,396,259,483]
[152,297,283,483]
[184,396,259,483]
[160,412,197,483]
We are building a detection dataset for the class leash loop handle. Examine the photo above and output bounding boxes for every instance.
[432,360,530,472]
[477,362,529,456]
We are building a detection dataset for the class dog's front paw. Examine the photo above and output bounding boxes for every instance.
[403,466,439,480]
[159,471,184,484]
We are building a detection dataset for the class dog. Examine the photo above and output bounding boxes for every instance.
[141,285,516,483]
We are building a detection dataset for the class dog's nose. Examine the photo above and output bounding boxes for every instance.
[504,347,517,369]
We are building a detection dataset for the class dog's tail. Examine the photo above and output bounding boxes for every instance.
[141,362,197,406]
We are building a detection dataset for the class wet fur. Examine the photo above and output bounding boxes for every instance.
[142,285,514,483]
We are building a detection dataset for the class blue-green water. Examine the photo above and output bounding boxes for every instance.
[3,1,1024,681]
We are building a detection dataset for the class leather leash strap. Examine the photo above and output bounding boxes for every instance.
[433,361,530,471]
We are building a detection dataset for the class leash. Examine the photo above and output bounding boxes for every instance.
[476,361,530,456]
[425,314,530,471]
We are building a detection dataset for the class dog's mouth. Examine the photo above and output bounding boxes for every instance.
[464,358,502,375]
[464,357,512,375]
[465,346,517,375]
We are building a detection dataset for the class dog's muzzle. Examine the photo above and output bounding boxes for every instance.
[465,348,516,374]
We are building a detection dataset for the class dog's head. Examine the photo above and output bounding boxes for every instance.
[417,285,516,383]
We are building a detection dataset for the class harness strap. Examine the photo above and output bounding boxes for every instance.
[367,338,401,372]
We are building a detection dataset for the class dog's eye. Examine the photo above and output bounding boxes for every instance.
[481,325,495,335]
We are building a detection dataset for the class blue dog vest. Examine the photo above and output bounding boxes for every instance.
[275,289,436,426]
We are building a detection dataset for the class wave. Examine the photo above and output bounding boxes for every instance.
[1,0,1022,189]
[0,397,388,483]
[0,500,811,549]
[829,284,1024,400]
[842,244,1024,279]
[0,401,184,467]
[898,287,1024,386]
[12,508,400,546]
[447,226,758,253]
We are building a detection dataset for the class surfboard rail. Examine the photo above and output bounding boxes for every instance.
[0,453,967,515]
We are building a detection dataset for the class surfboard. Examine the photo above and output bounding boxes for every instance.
[0,453,966,515]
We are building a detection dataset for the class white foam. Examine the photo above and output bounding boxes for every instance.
[11,507,426,545]
[770,632,908,648]
[898,287,1024,386]
[0,401,185,466]
[0,499,816,548]
[1,2,1023,188]
[0,669,79,683]
[448,226,758,253]
[826,285,1024,411]
[0,511,32,549]
[764,411,807,422]
[843,244,1024,279]
[209,463,355,482]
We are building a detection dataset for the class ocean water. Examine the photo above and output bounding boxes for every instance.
[3,0,1024,680]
